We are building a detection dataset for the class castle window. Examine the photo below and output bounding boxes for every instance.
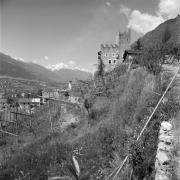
[109,60,112,64]
[104,53,108,57]
[114,60,117,64]
[112,53,116,57]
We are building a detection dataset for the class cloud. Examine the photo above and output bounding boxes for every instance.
[44,56,49,60]
[128,10,164,34]
[32,60,37,63]
[46,61,92,73]
[13,57,26,62]
[158,0,180,19]
[120,4,131,18]
[46,63,69,70]
[106,2,111,7]
[69,60,76,65]
[123,0,180,34]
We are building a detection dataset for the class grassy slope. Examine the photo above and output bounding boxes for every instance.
[1,65,178,180]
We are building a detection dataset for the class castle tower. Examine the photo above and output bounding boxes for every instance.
[117,29,131,60]
[99,28,131,72]
[100,44,119,71]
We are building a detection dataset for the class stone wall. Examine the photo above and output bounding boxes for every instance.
[100,44,119,71]
[100,29,131,71]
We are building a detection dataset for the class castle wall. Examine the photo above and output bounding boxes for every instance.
[100,29,131,71]
[118,29,131,59]
[100,44,119,71]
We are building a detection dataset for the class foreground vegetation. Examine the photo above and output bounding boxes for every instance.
[1,44,180,180]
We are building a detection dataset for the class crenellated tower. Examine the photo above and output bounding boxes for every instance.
[116,29,131,60]
[99,29,131,71]
[100,44,119,71]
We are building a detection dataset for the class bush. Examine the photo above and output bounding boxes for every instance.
[0,135,72,180]
[88,97,110,125]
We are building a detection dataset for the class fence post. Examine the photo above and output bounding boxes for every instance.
[15,105,18,135]
[48,100,53,131]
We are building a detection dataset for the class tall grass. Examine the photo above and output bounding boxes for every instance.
[1,67,177,180]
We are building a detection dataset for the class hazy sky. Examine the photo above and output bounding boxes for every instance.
[0,0,2,50]
[0,0,180,71]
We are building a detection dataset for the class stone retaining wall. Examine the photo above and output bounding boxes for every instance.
[155,121,174,180]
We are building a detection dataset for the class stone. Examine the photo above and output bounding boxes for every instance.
[161,122,173,131]
[156,151,170,164]
[158,142,172,152]
[155,170,170,180]
[159,134,173,143]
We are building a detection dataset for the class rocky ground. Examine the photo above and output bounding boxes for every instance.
[155,65,180,180]
[174,115,180,179]
[155,121,174,180]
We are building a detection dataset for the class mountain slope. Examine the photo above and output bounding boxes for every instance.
[132,15,180,49]
[53,68,92,82]
[0,53,63,82]
[0,53,92,82]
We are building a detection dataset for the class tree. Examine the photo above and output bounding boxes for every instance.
[7,96,17,106]
[136,39,143,50]
[139,44,165,93]
[139,45,164,76]
[94,51,106,90]
[162,27,171,43]
[164,42,180,62]
[84,98,91,115]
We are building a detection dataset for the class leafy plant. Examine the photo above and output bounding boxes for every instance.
[49,156,91,180]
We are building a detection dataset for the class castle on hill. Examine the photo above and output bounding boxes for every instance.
[100,29,131,71]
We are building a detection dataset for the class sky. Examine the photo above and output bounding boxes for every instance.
[0,0,180,72]
[0,0,2,50]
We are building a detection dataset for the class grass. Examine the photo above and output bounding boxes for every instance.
[1,65,179,180]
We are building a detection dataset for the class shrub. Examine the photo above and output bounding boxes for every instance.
[88,97,110,125]
[0,135,72,180]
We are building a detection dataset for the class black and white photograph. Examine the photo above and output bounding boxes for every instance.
[0,0,180,179]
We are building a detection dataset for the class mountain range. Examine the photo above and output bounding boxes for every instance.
[0,52,92,83]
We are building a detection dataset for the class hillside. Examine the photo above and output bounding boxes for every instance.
[132,15,180,49]
[0,53,92,83]
[53,68,92,82]
[1,63,179,179]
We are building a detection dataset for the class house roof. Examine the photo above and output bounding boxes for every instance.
[123,49,143,60]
